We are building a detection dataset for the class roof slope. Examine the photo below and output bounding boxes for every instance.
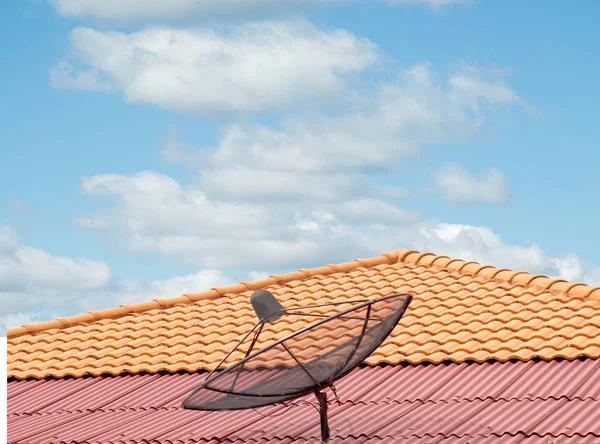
[8,248,600,380]
[8,359,600,443]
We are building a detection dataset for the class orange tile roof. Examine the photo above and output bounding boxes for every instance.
[7,248,600,380]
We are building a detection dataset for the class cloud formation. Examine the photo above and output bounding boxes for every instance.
[0,225,111,322]
[77,269,234,310]
[76,171,400,269]
[0,313,38,335]
[75,171,600,283]
[77,64,525,270]
[413,223,600,285]
[166,64,524,172]
[0,225,235,332]
[436,163,511,204]
[51,21,379,116]
[50,61,113,92]
[68,53,599,291]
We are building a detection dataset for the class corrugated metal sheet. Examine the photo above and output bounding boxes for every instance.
[8,358,600,443]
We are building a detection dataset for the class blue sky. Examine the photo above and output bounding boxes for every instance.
[1,0,599,331]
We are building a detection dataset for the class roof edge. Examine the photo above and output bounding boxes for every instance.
[8,248,600,340]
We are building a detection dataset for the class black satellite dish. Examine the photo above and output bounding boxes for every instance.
[183,290,412,443]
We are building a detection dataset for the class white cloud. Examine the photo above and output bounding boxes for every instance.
[436,163,510,204]
[75,166,590,279]
[200,167,373,202]
[0,226,20,252]
[0,225,112,318]
[551,254,600,285]
[412,223,546,271]
[49,61,113,92]
[11,247,111,290]
[183,64,524,174]
[78,172,278,242]
[84,269,234,308]
[0,225,239,330]
[447,65,526,122]
[245,271,271,281]
[0,226,112,296]
[330,199,420,224]
[1,267,236,331]
[449,69,522,104]
[75,170,600,283]
[75,171,404,268]
[411,223,600,286]
[52,21,379,115]
[50,0,338,21]
[0,313,39,335]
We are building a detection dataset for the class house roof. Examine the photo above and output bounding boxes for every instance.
[8,358,600,442]
[7,248,600,380]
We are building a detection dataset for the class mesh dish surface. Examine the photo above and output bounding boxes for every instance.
[183,293,412,410]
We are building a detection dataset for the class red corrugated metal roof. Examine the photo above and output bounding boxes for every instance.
[8,358,600,443]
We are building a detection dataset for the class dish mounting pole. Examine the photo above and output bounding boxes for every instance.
[315,390,330,444]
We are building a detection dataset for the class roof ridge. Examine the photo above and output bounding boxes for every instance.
[7,248,600,340]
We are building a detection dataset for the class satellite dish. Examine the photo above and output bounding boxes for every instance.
[183,290,412,443]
